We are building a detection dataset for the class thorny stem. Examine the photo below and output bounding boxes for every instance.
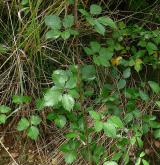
[74,0,92,165]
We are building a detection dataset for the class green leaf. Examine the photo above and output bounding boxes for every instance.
[138,40,147,47]
[149,121,160,129]
[99,47,114,60]
[94,21,105,35]
[136,137,143,148]
[103,122,117,138]
[140,152,145,158]
[60,140,80,152]
[79,9,90,16]
[93,145,104,163]
[103,161,118,165]
[92,145,104,164]
[84,47,93,55]
[90,4,102,15]
[60,142,72,153]
[89,111,100,120]
[27,126,39,140]
[143,115,156,122]
[108,116,124,128]
[118,21,126,29]
[133,109,141,118]
[61,30,71,40]
[0,114,7,124]
[17,118,30,131]
[111,152,123,161]
[45,15,61,30]
[136,137,144,148]
[139,90,149,101]
[12,95,31,104]
[68,89,79,98]
[142,123,149,134]
[96,55,111,67]
[69,29,79,36]
[117,79,126,89]
[93,56,101,65]
[64,151,77,164]
[142,159,149,165]
[135,158,141,165]
[47,112,56,121]
[148,81,160,93]
[153,129,160,139]
[81,65,96,81]
[94,121,103,132]
[0,105,11,113]
[146,42,157,54]
[65,132,79,139]
[65,77,77,89]
[35,99,45,110]
[63,14,74,28]
[21,0,29,6]
[134,59,142,72]
[90,41,101,53]
[130,136,136,145]
[70,65,78,73]
[30,115,41,126]
[86,17,96,26]
[68,0,74,5]
[45,30,61,39]
[55,115,67,128]
[62,94,75,111]
[52,70,68,87]
[123,68,131,79]
[124,153,129,165]
[84,89,94,97]
[98,17,117,29]
[44,87,62,107]
[124,113,133,123]
[156,101,160,108]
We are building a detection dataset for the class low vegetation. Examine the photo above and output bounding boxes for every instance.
[0,0,160,164]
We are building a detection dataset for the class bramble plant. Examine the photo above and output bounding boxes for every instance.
[45,14,78,40]
[0,105,11,124]
[17,115,41,140]
[43,3,159,165]
[0,1,160,165]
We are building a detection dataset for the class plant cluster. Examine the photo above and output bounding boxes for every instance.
[0,1,160,165]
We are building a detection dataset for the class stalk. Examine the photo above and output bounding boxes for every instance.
[74,1,92,164]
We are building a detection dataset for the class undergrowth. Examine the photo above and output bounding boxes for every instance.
[0,0,160,165]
